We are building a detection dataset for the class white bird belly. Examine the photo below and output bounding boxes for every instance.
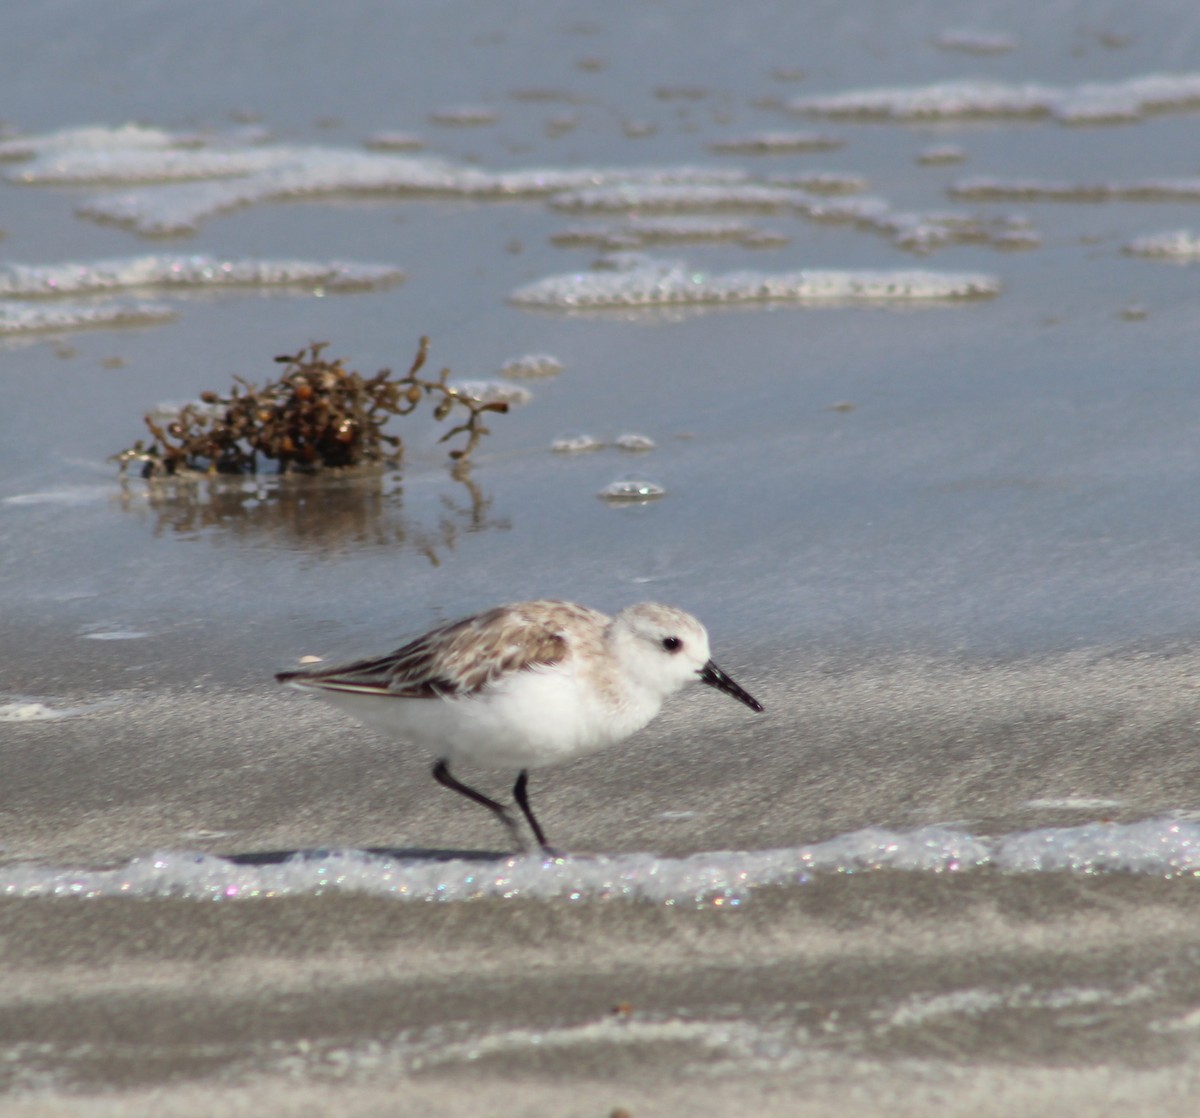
[309,666,661,771]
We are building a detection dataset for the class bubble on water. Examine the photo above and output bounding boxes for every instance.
[599,475,666,502]
[449,380,532,407]
[551,433,604,453]
[500,353,564,379]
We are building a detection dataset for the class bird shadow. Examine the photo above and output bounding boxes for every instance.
[222,845,510,867]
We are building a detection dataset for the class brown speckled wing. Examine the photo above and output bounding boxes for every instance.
[277,602,589,698]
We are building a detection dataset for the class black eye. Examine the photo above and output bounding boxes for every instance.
[661,636,682,653]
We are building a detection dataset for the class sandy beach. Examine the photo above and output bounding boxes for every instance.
[5,0,1200,1112]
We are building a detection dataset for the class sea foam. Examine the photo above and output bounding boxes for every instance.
[0,255,404,297]
[510,256,1000,309]
[0,298,174,334]
[787,72,1200,124]
[6,817,1200,907]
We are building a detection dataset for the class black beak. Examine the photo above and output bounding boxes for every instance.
[699,660,764,712]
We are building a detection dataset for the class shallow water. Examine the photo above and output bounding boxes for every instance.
[5,1,1200,1114]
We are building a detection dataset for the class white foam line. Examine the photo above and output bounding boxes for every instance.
[0,298,173,334]
[951,176,1200,201]
[1023,798,1126,811]
[787,72,1200,124]
[549,183,808,213]
[0,124,181,161]
[550,185,1032,253]
[9,145,311,185]
[0,696,113,722]
[0,701,75,723]
[6,817,1200,905]
[67,147,750,235]
[1125,229,1200,258]
[510,258,1000,309]
[0,255,404,298]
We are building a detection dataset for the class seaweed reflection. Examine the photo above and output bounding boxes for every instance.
[114,462,506,565]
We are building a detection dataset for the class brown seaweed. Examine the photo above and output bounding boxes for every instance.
[112,337,506,478]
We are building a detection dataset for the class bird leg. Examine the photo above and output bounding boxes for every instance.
[432,759,522,850]
[513,769,556,854]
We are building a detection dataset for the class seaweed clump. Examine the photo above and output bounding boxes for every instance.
[113,337,506,478]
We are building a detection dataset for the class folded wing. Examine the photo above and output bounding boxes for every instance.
[276,605,571,699]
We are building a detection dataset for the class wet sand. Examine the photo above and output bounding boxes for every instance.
[6,649,1200,1112]
[5,640,1200,862]
[5,838,1200,1115]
